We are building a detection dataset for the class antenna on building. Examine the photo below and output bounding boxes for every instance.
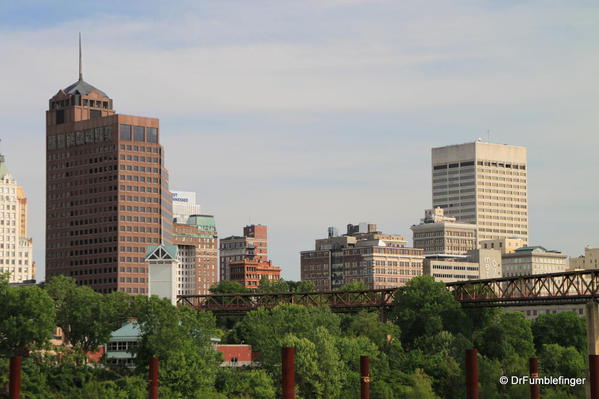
[78,32,83,81]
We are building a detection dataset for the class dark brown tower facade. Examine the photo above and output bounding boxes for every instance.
[46,66,172,294]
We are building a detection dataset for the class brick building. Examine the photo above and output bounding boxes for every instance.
[173,215,218,295]
[301,223,424,291]
[229,258,281,290]
[220,225,268,281]
[45,49,172,294]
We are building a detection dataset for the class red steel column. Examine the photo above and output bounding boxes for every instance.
[466,349,479,399]
[360,355,370,399]
[529,357,540,399]
[282,347,296,399]
[9,356,22,399]
[590,355,599,399]
[148,356,159,399]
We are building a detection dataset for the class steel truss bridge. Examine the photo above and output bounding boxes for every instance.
[177,270,599,315]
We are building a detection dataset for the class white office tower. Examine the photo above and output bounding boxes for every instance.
[432,141,528,245]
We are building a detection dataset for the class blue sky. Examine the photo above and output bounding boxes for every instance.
[1,0,598,280]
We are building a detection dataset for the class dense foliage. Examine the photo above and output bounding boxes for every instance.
[0,274,590,398]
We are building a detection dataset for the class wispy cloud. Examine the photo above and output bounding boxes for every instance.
[0,0,597,279]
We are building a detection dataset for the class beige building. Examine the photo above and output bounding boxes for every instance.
[0,154,34,283]
[569,246,599,269]
[424,248,502,283]
[480,237,527,254]
[411,208,477,256]
[301,224,424,291]
[502,246,567,277]
[432,141,528,245]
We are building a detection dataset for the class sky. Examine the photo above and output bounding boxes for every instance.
[0,0,598,281]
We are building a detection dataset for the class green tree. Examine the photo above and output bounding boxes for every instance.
[540,343,586,397]
[338,280,369,291]
[133,296,222,397]
[45,276,130,354]
[532,311,586,354]
[0,282,55,356]
[474,311,534,360]
[258,277,291,293]
[236,304,340,374]
[404,369,440,399]
[342,311,400,349]
[210,280,249,294]
[390,276,466,348]
[216,369,276,399]
[291,280,316,292]
[280,329,343,399]
[335,335,380,397]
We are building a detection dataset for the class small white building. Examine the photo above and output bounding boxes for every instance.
[145,244,180,305]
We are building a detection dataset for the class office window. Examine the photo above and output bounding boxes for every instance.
[147,128,158,143]
[120,125,132,140]
[134,126,145,142]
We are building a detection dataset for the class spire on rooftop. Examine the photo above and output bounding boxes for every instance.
[79,32,83,81]
[59,33,109,98]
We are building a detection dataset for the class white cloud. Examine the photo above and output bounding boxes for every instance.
[0,1,597,280]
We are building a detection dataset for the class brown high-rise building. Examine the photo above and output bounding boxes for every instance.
[45,46,172,294]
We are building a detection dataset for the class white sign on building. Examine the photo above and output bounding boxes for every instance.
[171,190,202,223]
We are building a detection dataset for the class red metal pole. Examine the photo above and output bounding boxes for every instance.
[148,356,159,399]
[360,355,370,399]
[529,357,540,399]
[590,355,599,399]
[9,356,22,399]
[466,348,479,399]
[282,347,296,399]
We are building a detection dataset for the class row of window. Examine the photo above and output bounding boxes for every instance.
[48,127,115,150]
[119,125,158,143]
[119,164,159,173]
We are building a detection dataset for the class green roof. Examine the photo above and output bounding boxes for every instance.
[110,321,141,341]
[186,215,217,232]
[514,246,561,254]
[145,244,178,259]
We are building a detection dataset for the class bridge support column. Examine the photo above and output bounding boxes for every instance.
[282,347,296,399]
[9,355,22,399]
[588,301,599,355]
[587,301,599,399]
[360,355,370,399]
[466,348,478,399]
[529,357,540,399]
[148,356,159,399]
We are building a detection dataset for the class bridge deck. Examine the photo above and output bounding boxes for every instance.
[177,270,599,313]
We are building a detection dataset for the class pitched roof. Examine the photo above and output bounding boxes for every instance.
[145,243,178,260]
[110,321,141,341]
[63,78,108,97]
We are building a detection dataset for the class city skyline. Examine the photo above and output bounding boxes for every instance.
[1,1,598,281]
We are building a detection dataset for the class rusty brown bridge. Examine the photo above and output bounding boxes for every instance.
[178,269,599,315]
